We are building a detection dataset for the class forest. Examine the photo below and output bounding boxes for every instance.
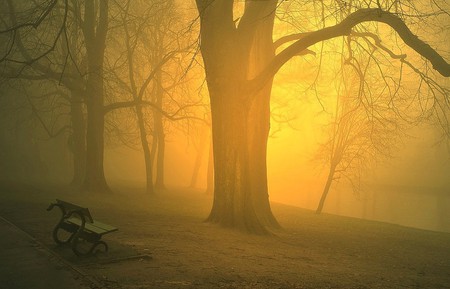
[0,1,449,288]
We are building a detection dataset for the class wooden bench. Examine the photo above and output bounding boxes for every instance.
[47,199,118,256]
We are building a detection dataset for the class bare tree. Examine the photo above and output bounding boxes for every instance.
[0,1,111,192]
[314,73,401,214]
[108,0,201,193]
[0,0,88,188]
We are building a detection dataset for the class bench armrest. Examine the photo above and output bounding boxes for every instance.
[47,202,86,226]
[47,202,59,212]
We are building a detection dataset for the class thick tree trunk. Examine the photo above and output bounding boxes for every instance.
[205,138,214,195]
[197,0,279,233]
[316,164,336,214]
[206,84,279,233]
[84,77,109,193]
[82,1,110,193]
[69,90,86,188]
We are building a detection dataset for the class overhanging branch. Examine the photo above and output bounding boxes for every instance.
[250,8,450,94]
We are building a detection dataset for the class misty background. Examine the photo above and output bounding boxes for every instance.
[0,0,449,233]
[1,85,448,232]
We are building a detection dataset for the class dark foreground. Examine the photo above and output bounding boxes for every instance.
[0,216,96,289]
[0,184,449,289]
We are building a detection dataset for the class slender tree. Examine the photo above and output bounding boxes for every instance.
[110,0,198,193]
[314,76,401,214]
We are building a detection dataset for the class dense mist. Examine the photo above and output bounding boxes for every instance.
[1,2,450,289]
[0,0,449,233]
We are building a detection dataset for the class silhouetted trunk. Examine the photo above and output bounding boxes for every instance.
[69,90,86,188]
[206,82,278,233]
[82,1,110,193]
[150,131,158,170]
[197,1,279,233]
[122,5,155,195]
[84,80,109,192]
[190,130,208,188]
[316,164,337,214]
[205,139,214,195]
[154,123,165,191]
[136,106,154,194]
[154,71,166,191]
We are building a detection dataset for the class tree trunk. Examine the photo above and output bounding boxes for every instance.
[154,121,165,191]
[136,106,154,194]
[122,5,155,194]
[205,137,214,195]
[206,83,279,233]
[69,90,86,188]
[197,0,279,233]
[316,164,336,214]
[84,78,109,193]
[82,1,110,193]
[190,129,208,188]
[154,72,166,191]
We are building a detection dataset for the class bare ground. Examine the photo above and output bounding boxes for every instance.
[0,183,449,289]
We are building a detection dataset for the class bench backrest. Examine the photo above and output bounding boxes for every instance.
[56,199,94,223]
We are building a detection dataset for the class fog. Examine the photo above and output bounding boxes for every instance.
[0,0,449,234]
[95,103,450,233]
[267,122,450,232]
[3,3,450,289]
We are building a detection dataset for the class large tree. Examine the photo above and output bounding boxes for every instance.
[0,0,110,192]
[195,0,450,233]
[1,0,87,188]
[81,0,110,193]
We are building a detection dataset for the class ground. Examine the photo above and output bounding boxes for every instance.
[0,183,449,289]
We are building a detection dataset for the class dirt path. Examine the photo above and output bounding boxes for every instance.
[0,215,99,289]
[0,184,449,289]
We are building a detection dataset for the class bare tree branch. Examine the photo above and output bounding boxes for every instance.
[250,8,450,96]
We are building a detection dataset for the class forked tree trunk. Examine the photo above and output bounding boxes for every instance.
[197,0,279,233]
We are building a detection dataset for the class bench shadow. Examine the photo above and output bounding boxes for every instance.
[49,239,152,266]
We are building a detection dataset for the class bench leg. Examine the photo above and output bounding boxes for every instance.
[91,240,108,254]
[48,203,78,245]
[72,239,108,256]
[52,224,76,245]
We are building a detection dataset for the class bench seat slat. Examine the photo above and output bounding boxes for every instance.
[65,217,118,235]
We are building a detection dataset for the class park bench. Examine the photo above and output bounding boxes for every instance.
[47,199,118,256]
